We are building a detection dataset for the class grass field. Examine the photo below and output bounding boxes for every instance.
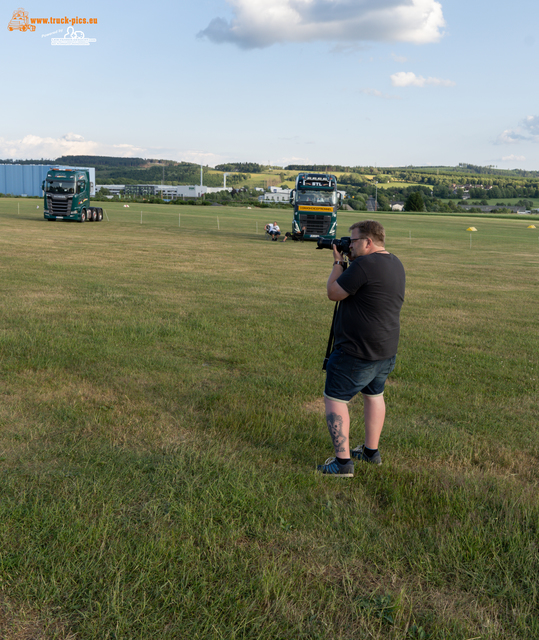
[1,198,539,639]
[204,169,289,190]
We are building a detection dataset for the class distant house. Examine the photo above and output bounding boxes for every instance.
[259,189,291,203]
[391,203,404,211]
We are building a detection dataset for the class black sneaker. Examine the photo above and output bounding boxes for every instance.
[317,457,354,477]
[351,444,382,465]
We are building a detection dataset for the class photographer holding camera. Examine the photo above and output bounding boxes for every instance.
[317,220,405,477]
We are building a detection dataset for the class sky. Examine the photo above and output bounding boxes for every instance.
[2,0,539,170]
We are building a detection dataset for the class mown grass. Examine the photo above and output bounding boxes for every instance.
[0,198,538,639]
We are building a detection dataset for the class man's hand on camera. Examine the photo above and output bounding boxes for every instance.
[327,249,349,300]
[332,243,344,262]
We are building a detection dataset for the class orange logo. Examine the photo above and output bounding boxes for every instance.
[7,7,35,31]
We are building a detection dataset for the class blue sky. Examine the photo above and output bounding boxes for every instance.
[2,0,538,170]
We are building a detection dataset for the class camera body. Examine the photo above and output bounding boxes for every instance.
[316,236,351,256]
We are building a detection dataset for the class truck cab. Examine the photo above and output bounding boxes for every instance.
[289,173,341,241]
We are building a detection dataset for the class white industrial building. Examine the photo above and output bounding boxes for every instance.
[259,188,291,203]
[168,185,231,199]
[95,184,233,200]
[95,185,125,197]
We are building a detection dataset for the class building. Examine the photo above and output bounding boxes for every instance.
[95,185,125,197]
[94,184,233,200]
[0,164,96,196]
[259,188,291,203]
[173,185,231,199]
[124,184,157,197]
[155,185,179,200]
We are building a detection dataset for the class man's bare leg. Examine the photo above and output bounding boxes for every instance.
[324,398,350,458]
[363,394,386,449]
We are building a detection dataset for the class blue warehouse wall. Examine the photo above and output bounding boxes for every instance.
[0,165,95,197]
[0,164,52,197]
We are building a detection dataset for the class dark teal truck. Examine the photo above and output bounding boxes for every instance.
[43,168,103,222]
[288,173,341,241]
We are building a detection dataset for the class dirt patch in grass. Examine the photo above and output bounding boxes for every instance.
[0,597,76,640]
[0,370,198,463]
[310,562,505,639]
[402,436,539,485]
[303,398,325,414]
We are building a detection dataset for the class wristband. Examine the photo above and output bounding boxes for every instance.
[333,261,344,267]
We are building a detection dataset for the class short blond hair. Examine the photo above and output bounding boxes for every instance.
[349,220,385,245]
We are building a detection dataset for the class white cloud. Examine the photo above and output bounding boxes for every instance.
[501,154,526,162]
[0,134,145,160]
[496,116,539,144]
[0,135,238,167]
[390,71,455,87]
[198,0,445,49]
[522,115,539,137]
[496,130,522,145]
[180,150,230,165]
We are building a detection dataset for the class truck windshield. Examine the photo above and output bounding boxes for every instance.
[46,180,75,194]
[297,190,336,205]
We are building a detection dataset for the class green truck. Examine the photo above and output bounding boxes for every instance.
[288,173,341,241]
[43,168,103,223]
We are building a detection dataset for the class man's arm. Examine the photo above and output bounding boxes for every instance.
[327,245,350,301]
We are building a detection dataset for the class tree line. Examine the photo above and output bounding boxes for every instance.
[214,163,264,173]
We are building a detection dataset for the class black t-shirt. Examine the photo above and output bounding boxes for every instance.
[334,252,405,360]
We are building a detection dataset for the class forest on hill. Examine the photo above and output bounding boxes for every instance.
[3,156,539,207]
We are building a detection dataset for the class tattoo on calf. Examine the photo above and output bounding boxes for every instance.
[326,412,347,453]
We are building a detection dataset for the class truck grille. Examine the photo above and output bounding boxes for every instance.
[299,214,332,235]
[47,196,72,215]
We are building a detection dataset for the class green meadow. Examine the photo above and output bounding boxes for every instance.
[0,198,538,639]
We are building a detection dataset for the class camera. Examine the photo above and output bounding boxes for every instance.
[316,236,351,255]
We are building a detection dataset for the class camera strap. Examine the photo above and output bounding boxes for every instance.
[322,301,339,371]
[322,257,348,371]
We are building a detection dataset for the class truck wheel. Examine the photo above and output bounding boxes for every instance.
[91,209,98,222]
[80,210,86,223]
[98,209,103,221]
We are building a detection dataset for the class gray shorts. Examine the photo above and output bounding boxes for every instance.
[324,348,396,403]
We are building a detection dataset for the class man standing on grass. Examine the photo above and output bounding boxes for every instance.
[317,220,405,477]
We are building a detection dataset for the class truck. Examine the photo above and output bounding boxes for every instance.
[43,168,103,223]
[288,173,341,241]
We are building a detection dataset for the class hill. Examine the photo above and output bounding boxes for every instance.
[2,156,539,196]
